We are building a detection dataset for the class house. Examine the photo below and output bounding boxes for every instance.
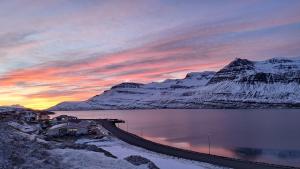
[46,120,98,137]
[52,115,78,124]
[0,111,19,120]
[19,111,37,122]
[0,110,37,122]
[87,121,98,134]
[0,107,52,123]
[37,111,50,121]
[47,123,68,136]
[67,121,90,135]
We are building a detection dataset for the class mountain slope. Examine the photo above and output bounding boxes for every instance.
[49,58,300,110]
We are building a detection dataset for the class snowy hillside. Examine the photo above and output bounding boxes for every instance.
[50,58,300,110]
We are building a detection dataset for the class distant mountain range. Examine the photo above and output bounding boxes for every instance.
[49,57,300,110]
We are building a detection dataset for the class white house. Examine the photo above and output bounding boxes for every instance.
[19,111,37,122]
[52,115,78,124]
[46,120,95,137]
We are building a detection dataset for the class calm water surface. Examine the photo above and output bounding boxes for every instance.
[53,109,300,167]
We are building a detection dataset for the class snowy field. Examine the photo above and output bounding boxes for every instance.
[50,148,149,169]
[75,137,227,169]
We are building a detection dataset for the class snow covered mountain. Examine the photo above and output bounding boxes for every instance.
[49,57,300,110]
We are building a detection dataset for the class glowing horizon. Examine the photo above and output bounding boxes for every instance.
[1,0,300,109]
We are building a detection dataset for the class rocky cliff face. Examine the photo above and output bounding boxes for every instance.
[209,58,300,84]
[50,57,300,110]
[208,58,255,84]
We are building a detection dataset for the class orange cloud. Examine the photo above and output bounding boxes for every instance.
[0,39,225,109]
[1,7,300,109]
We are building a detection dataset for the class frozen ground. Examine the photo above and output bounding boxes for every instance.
[50,148,149,169]
[76,137,227,169]
[7,121,39,133]
[0,121,149,169]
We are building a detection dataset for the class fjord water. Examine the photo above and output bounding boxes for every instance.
[53,109,300,167]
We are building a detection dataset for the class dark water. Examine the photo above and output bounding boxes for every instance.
[53,109,300,167]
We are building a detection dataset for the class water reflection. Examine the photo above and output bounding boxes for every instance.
[233,147,300,159]
[233,147,263,160]
[144,134,300,167]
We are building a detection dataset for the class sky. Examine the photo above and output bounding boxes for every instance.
[1,0,300,109]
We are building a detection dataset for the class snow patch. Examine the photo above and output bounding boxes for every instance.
[76,137,226,169]
[50,148,148,169]
[7,121,38,133]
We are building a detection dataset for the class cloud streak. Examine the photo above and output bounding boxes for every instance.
[0,0,300,109]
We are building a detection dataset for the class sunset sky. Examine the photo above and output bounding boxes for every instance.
[1,0,300,109]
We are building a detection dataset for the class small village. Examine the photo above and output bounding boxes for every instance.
[0,107,115,139]
[0,107,163,169]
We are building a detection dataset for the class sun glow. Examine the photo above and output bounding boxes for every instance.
[23,98,63,110]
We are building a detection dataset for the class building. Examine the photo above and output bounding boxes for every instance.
[37,111,50,121]
[1,110,37,122]
[47,123,68,136]
[52,115,78,124]
[0,111,19,120]
[46,120,98,137]
[19,111,38,122]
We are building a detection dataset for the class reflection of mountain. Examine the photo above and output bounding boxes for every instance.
[233,147,300,160]
[273,150,300,159]
[233,147,263,160]
[50,57,300,110]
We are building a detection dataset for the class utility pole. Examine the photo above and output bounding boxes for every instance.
[207,134,211,155]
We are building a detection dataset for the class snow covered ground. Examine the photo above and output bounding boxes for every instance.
[76,137,227,169]
[50,148,149,169]
[7,121,39,133]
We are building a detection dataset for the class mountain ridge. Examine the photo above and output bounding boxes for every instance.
[49,57,300,110]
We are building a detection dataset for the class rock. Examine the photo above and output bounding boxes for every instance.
[124,155,159,169]
[60,143,117,158]
[0,122,64,169]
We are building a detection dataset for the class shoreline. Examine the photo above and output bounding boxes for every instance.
[1,106,298,169]
[0,118,223,169]
[99,120,298,169]
[50,105,300,112]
